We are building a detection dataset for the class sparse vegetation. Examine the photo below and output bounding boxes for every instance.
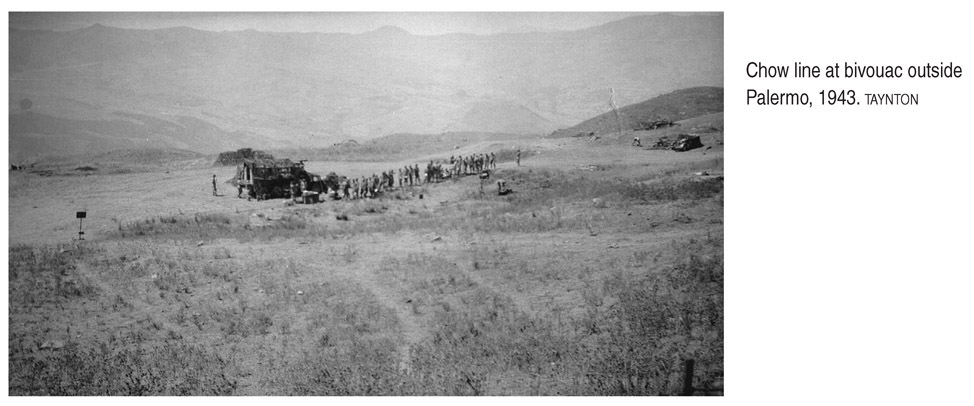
[10,134,722,395]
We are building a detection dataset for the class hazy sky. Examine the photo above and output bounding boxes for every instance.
[9,12,655,35]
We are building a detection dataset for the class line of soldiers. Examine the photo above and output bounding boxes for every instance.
[342,164,421,200]
[339,152,501,200]
[345,170,397,200]
[449,152,496,178]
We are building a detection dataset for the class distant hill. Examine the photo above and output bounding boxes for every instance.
[9,13,722,160]
[550,87,723,138]
[446,100,555,134]
[271,131,525,162]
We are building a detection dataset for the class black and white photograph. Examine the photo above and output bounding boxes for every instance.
[7,11,724,396]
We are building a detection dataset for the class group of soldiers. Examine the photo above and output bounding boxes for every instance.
[448,152,497,178]
[339,151,504,200]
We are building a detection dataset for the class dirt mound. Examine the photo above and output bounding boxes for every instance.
[215,148,275,166]
[91,148,205,164]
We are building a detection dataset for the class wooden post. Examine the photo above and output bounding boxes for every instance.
[76,211,86,240]
[681,359,695,396]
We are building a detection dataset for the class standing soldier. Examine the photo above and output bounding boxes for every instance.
[290,180,301,200]
[414,164,421,184]
[490,152,496,169]
[212,175,218,196]
[516,149,521,166]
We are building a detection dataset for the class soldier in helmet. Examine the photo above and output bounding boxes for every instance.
[212,174,218,196]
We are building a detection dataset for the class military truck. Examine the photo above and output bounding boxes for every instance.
[671,134,704,152]
[234,159,342,201]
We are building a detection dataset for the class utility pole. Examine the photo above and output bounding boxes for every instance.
[610,87,625,137]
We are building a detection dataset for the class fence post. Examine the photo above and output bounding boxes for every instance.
[681,359,695,396]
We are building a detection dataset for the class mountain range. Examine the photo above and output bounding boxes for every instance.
[8,13,723,161]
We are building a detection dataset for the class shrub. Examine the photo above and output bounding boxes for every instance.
[587,236,723,395]
[8,342,237,395]
[8,243,102,305]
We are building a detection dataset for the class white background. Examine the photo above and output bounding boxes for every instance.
[4,1,973,404]
[728,2,972,404]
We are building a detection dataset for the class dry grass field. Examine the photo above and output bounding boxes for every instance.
[8,128,723,395]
